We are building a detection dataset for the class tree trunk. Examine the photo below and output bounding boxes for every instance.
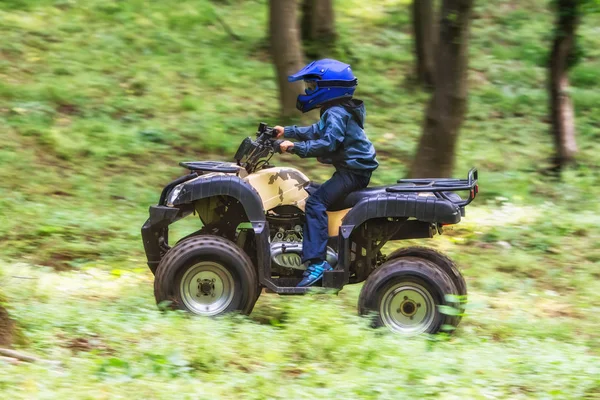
[301,0,336,57]
[412,0,436,88]
[548,0,579,172]
[269,0,305,117]
[410,0,474,178]
[0,303,14,347]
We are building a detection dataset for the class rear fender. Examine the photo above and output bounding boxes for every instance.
[336,195,458,284]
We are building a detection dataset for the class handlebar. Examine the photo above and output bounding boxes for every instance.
[234,123,281,173]
[256,122,284,153]
[256,122,278,140]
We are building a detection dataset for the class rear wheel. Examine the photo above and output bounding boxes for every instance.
[386,246,466,326]
[387,246,466,297]
[154,235,259,316]
[358,257,460,335]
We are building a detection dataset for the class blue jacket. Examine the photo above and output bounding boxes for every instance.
[284,99,378,174]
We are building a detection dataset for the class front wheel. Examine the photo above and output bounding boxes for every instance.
[154,235,259,316]
[358,257,460,335]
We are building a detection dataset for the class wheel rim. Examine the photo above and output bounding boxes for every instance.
[380,281,436,335]
[179,261,235,316]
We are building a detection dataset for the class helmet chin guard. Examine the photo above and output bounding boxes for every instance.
[288,59,358,113]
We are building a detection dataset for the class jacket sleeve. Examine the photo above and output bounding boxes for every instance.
[283,124,319,141]
[292,113,346,158]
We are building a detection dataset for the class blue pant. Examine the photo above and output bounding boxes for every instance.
[302,169,371,263]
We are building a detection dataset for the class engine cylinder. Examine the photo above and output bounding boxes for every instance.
[271,242,338,270]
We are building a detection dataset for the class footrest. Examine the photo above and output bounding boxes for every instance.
[322,270,346,289]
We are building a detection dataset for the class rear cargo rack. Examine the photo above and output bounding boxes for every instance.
[386,168,479,207]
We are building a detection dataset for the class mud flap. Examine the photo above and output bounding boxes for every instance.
[322,270,346,289]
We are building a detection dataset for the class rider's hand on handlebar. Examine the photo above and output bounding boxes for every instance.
[280,140,294,153]
[273,126,285,139]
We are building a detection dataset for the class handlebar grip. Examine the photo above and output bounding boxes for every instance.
[272,139,283,154]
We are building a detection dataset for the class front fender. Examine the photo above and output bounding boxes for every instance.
[142,175,268,275]
[172,175,266,224]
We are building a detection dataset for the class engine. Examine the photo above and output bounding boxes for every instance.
[269,225,338,273]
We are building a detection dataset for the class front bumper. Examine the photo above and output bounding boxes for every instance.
[141,205,191,274]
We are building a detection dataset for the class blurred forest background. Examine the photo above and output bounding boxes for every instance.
[0,0,599,398]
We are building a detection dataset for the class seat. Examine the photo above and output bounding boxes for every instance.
[306,182,392,211]
[306,181,465,212]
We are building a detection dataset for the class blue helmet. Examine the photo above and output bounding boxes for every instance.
[288,59,358,113]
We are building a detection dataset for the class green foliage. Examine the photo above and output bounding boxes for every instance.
[570,62,600,86]
[0,0,599,397]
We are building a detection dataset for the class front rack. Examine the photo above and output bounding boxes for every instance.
[179,161,241,173]
[386,168,479,207]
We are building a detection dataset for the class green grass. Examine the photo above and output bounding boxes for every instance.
[1,0,600,398]
[1,263,599,398]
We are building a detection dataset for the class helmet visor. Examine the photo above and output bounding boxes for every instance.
[304,80,318,94]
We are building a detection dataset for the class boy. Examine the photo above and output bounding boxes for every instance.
[273,59,378,287]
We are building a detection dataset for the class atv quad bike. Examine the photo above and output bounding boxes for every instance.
[142,123,479,335]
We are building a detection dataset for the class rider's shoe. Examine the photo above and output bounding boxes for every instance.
[297,261,333,287]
